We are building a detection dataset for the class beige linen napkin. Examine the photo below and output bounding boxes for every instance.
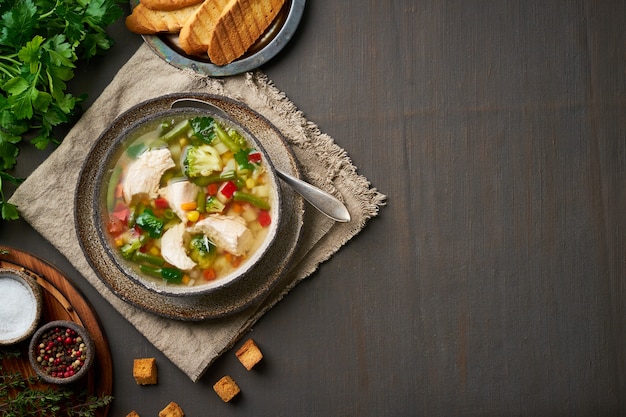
[9,44,385,381]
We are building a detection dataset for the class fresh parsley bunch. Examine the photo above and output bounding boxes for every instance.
[0,0,124,220]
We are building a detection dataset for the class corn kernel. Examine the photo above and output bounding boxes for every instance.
[182,275,191,285]
[245,178,256,189]
[149,246,160,256]
[187,210,200,222]
[115,238,124,247]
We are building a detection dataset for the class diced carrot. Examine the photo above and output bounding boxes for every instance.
[203,268,217,281]
[224,253,232,264]
[181,201,197,211]
[231,202,243,213]
[207,183,218,196]
[231,256,242,268]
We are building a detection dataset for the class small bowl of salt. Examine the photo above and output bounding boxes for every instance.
[0,268,42,346]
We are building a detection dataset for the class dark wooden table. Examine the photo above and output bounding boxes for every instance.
[2,1,625,415]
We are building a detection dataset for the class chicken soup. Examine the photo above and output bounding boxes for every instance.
[105,114,274,287]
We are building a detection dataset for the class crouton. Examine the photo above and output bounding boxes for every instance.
[133,358,158,385]
[159,401,185,417]
[213,375,240,402]
[235,338,263,370]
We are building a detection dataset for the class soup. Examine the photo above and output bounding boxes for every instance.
[105,114,274,287]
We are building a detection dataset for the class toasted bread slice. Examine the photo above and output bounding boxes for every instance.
[141,0,204,11]
[207,0,286,65]
[126,2,201,35]
[179,0,230,56]
[179,0,285,64]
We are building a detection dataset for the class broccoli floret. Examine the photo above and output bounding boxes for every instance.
[183,145,223,178]
[189,234,217,269]
[227,127,247,148]
[205,196,226,213]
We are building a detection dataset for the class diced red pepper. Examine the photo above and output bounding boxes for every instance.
[258,210,271,227]
[133,225,143,237]
[248,150,262,164]
[113,201,128,213]
[111,208,130,222]
[154,197,169,209]
[107,217,125,235]
[219,181,237,199]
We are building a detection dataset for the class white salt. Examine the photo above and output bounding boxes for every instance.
[0,276,37,340]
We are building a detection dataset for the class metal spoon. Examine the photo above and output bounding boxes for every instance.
[170,98,351,222]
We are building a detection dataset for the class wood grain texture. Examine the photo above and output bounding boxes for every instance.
[0,0,625,416]
[0,247,112,416]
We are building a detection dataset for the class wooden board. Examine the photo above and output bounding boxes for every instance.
[0,246,112,416]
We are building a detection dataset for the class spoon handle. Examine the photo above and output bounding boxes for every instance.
[275,170,351,223]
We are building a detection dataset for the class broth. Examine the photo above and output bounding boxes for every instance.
[104,114,274,287]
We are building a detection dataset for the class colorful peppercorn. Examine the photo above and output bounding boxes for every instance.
[35,326,88,379]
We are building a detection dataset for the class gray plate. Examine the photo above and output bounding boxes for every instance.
[141,0,306,77]
[75,93,304,320]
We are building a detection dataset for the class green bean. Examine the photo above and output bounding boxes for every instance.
[133,251,165,267]
[160,119,191,142]
[190,170,236,186]
[233,191,270,210]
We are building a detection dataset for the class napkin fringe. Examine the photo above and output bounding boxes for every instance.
[244,71,387,212]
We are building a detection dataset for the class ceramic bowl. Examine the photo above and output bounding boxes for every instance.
[0,268,42,346]
[28,320,95,384]
[90,103,282,297]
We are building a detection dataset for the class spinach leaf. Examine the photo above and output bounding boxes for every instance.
[190,116,216,145]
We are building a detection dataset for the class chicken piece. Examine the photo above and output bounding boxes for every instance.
[122,148,175,203]
[159,180,201,220]
[187,214,253,256]
[160,223,196,270]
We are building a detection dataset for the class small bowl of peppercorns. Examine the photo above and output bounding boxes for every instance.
[28,320,95,385]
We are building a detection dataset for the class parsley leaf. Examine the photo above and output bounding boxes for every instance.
[0,0,123,220]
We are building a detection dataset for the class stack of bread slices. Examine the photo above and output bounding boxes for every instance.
[126,0,286,65]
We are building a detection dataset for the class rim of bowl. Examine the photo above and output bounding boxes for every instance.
[0,268,42,346]
[28,320,95,384]
[93,107,282,297]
